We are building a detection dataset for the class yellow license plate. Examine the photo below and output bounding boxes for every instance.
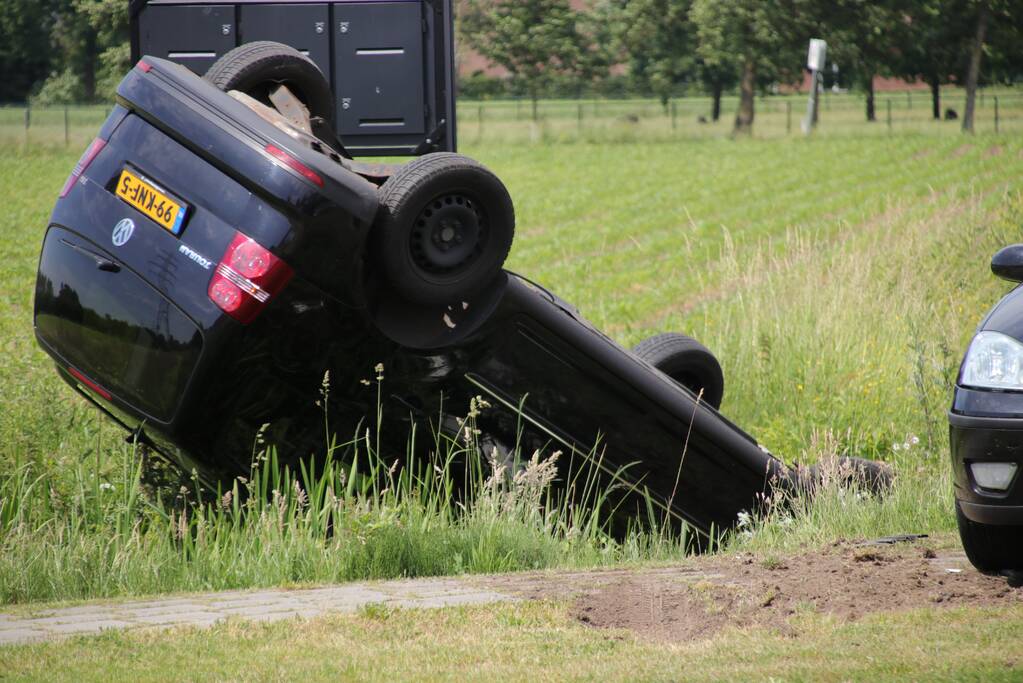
[115,169,188,235]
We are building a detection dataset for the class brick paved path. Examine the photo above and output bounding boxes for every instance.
[0,549,977,647]
[0,578,514,646]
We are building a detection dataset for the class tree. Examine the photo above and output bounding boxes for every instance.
[615,0,695,110]
[960,0,1022,133]
[33,0,129,104]
[690,1,809,136]
[0,0,61,102]
[893,1,973,121]
[459,0,592,120]
[612,0,736,119]
[821,1,913,122]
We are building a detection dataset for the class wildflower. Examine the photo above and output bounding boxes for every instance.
[375,362,385,381]
[910,435,920,445]
[360,379,372,386]
[99,482,114,492]
[293,480,308,509]
[892,443,901,452]
[221,490,233,510]
[902,442,911,451]
[736,511,752,529]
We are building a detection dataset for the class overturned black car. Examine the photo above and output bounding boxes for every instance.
[34,46,884,541]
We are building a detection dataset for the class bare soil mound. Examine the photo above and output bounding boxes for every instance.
[479,541,1023,643]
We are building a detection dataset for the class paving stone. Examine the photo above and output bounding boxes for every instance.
[207,598,296,611]
[118,605,212,620]
[18,612,121,627]
[218,605,303,618]
[0,629,48,645]
[129,611,225,626]
[44,619,135,635]
[0,576,517,646]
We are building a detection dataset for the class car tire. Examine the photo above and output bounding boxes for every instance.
[204,41,335,129]
[955,500,1023,572]
[374,153,515,305]
[633,333,724,410]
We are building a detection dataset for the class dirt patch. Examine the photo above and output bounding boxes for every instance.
[951,144,974,158]
[477,542,1023,643]
[985,145,1004,158]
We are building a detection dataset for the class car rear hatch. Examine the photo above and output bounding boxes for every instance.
[35,59,378,428]
[35,227,202,424]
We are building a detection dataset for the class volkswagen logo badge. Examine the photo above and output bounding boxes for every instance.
[112,218,135,247]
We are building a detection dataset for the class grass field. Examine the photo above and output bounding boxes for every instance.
[4,601,1023,682]
[0,126,1022,615]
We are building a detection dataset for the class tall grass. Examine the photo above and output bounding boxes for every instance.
[0,391,690,604]
[1,139,1021,604]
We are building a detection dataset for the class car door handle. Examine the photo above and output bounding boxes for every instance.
[61,238,121,273]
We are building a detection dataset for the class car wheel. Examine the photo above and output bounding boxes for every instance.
[374,153,515,305]
[955,500,1023,572]
[204,41,335,130]
[633,333,724,410]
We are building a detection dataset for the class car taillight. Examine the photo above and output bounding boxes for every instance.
[59,138,107,198]
[265,144,324,187]
[207,233,293,324]
[136,59,153,73]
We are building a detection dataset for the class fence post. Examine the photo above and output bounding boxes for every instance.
[886,99,892,133]
[670,99,677,131]
[907,91,912,110]
[24,106,30,144]
[786,100,792,135]
[994,96,999,134]
[577,102,583,134]
[477,104,483,141]
[64,106,70,146]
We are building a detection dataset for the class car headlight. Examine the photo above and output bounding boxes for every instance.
[961,331,1023,390]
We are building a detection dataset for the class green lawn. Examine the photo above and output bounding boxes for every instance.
[4,601,1023,682]
[0,133,1021,606]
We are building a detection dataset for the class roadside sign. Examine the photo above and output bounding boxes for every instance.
[807,39,827,71]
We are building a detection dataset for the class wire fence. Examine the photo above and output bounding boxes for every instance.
[1,88,1020,150]
[459,89,1023,143]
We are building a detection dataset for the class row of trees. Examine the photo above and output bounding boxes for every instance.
[1,0,1019,136]
[0,0,128,105]
[460,0,1023,134]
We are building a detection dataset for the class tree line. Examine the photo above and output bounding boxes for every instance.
[460,0,1023,134]
[0,0,128,106]
[1,0,1019,136]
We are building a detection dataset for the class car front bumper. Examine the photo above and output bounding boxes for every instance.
[950,386,1023,525]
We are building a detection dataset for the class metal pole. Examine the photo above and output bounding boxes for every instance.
[577,102,583,134]
[24,106,30,144]
[670,99,677,131]
[64,106,70,146]
[477,104,483,140]
[994,96,999,133]
[802,71,821,135]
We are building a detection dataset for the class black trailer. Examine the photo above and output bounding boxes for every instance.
[130,0,457,156]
